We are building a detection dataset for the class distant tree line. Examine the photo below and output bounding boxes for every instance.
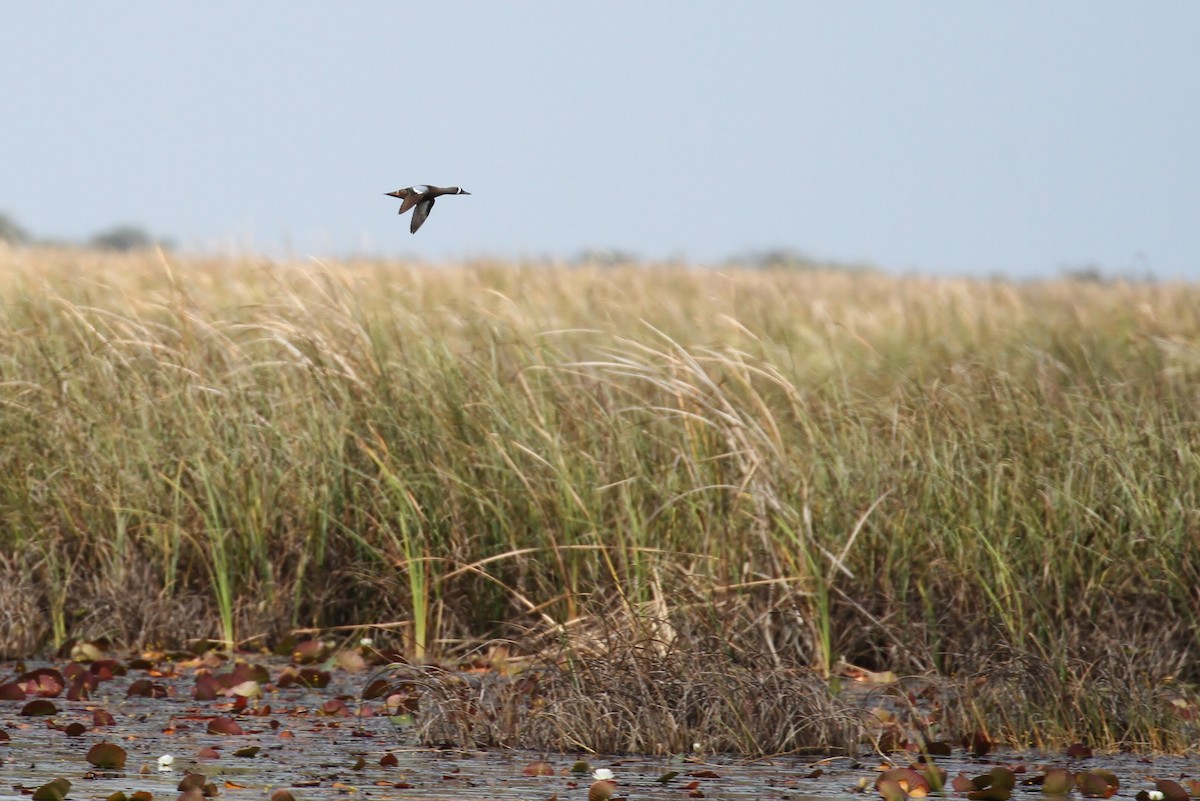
[0,211,172,252]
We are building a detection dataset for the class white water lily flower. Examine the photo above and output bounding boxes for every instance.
[1148,792,1164,801]
[592,768,614,781]
[157,754,175,770]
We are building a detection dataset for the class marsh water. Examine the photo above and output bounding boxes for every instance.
[1,659,1195,801]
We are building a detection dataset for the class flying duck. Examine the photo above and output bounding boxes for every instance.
[384,185,471,233]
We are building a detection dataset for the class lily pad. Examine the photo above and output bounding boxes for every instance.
[922,740,952,757]
[967,767,1015,801]
[1041,767,1075,795]
[877,767,930,798]
[588,779,617,801]
[18,668,66,697]
[1077,770,1119,798]
[320,699,350,716]
[177,772,207,792]
[32,778,72,801]
[126,679,167,698]
[193,675,219,701]
[1151,779,1189,801]
[292,639,328,664]
[20,699,59,716]
[87,742,128,769]
[877,778,907,801]
[207,716,245,735]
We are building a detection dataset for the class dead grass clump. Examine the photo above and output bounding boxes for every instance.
[901,647,1200,753]
[0,554,49,657]
[75,560,214,648]
[376,634,860,756]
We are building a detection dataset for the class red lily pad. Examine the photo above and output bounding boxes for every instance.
[877,767,929,798]
[63,722,87,737]
[292,639,327,664]
[87,742,128,769]
[89,659,127,680]
[1141,780,1189,801]
[178,772,207,791]
[207,716,245,735]
[126,679,168,698]
[589,779,617,801]
[953,773,976,793]
[1077,770,1119,798]
[963,732,992,757]
[922,740,952,757]
[247,702,272,717]
[93,709,116,726]
[270,791,296,801]
[0,683,25,700]
[18,668,66,697]
[193,675,220,701]
[231,662,271,684]
[20,699,59,716]
[67,673,95,702]
[320,699,351,717]
[1066,742,1094,758]
[523,761,555,776]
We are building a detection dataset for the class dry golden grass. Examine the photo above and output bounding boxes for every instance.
[2,244,1198,751]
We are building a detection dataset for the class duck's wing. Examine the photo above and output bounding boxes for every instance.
[410,197,435,233]
[393,188,422,215]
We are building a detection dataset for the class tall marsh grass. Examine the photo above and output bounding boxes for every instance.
[1,245,1198,748]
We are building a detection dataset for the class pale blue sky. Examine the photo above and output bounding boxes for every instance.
[3,3,1198,277]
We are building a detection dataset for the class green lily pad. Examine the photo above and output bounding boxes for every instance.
[33,778,72,801]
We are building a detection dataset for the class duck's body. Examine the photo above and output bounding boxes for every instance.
[385,185,470,233]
